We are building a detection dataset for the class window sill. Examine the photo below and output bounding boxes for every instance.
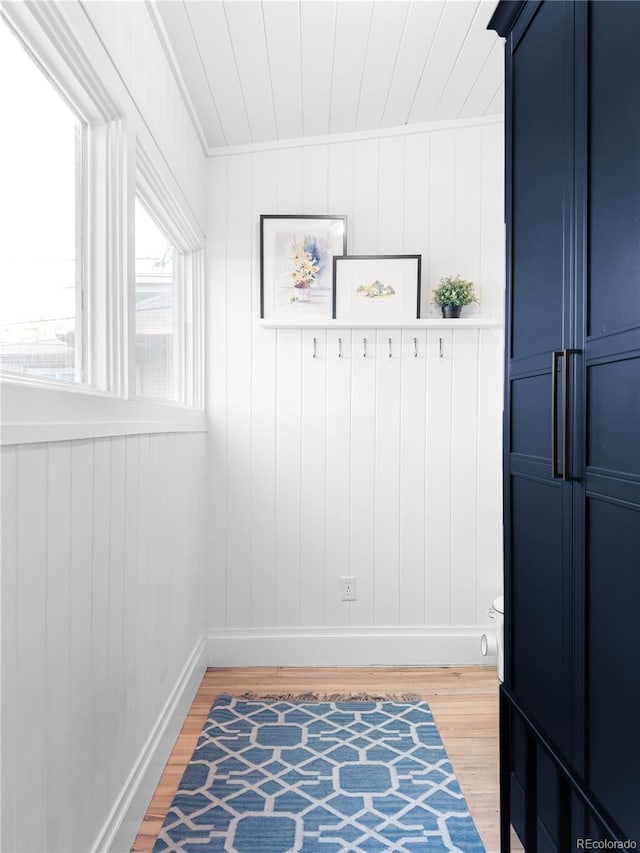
[0,377,207,446]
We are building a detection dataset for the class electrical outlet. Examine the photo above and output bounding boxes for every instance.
[341,576,357,601]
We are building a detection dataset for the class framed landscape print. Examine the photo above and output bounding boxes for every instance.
[333,255,422,322]
[260,215,347,322]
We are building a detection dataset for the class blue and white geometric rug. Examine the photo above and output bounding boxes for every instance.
[152,694,486,853]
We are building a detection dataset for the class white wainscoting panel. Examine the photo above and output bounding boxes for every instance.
[0,432,207,853]
[206,118,505,665]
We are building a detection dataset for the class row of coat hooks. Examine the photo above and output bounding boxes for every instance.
[311,336,445,359]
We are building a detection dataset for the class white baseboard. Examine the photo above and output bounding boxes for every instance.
[207,626,495,667]
[93,635,208,853]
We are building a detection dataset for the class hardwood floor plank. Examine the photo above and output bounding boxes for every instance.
[131,666,522,853]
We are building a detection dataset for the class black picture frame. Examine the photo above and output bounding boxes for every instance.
[260,215,348,323]
[332,254,422,321]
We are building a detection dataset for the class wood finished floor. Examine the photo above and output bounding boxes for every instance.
[132,666,523,853]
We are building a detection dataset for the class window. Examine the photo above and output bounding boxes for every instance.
[134,146,205,409]
[134,198,181,401]
[0,5,205,430]
[0,17,84,382]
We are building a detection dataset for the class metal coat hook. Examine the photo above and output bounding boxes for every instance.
[439,337,444,358]
[413,337,418,358]
[312,337,317,359]
[388,337,392,358]
[362,337,367,358]
[338,337,342,358]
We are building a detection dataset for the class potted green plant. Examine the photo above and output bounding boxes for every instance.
[432,275,478,318]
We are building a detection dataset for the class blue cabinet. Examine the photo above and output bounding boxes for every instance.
[490,1,640,848]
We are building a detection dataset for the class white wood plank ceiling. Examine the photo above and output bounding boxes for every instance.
[152,0,503,153]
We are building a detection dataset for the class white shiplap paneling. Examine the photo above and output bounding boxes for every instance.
[225,156,254,629]
[373,328,403,626]
[156,0,503,151]
[45,442,73,850]
[206,117,505,664]
[0,447,18,853]
[300,1,337,138]
[380,1,446,130]
[325,328,352,628]
[425,327,454,626]
[223,2,276,144]
[300,329,327,626]
[183,1,253,147]
[150,0,226,150]
[16,444,48,853]
[329,2,374,136]
[355,1,410,132]
[458,36,504,120]
[249,152,279,629]
[0,433,207,853]
[485,82,505,117]
[262,1,304,141]
[349,327,377,627]
[398,328,428,626]
[432,3,500,121]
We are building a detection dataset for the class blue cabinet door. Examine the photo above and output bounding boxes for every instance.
[583,2,640,842]
[504,5,580,846]
[506,0,575,751]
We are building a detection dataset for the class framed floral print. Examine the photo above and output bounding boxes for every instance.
[260,215,347,323]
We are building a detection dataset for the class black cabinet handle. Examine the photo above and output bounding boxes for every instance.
[552,349,579,481]
[551,350,562,478]
[562,348,570,481]
[561,349,580,482]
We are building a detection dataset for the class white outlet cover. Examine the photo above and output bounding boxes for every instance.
[340,576,357,601]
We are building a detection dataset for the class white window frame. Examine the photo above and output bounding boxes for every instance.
[0,2,125,394]
[0,13,90,387]
[134,145,205,410]
[0,3,206,444]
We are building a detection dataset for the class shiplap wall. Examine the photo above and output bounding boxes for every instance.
[206,118,504,665]
[0,434,206,853]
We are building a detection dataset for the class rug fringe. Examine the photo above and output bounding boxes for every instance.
[234,691,422,702]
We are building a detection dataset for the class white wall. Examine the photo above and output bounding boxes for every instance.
[206,118,504,665]
[0,3,208,852]
[1,434,206,853]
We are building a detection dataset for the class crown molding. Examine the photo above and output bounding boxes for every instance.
[206,114,504,158]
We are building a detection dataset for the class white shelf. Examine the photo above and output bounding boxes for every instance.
[258,317,498,329]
